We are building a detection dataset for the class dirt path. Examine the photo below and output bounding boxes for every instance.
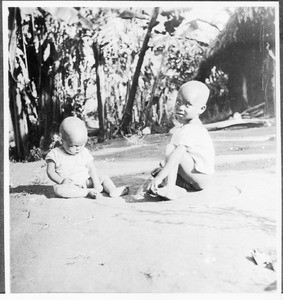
[9,126,279,292]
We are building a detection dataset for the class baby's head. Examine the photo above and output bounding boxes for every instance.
[59,117,88,155]
[175,81,210,123]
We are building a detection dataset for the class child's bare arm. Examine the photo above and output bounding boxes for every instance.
[46,160,65,184]
[86,160,103,192]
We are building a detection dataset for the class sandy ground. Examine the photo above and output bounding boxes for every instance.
[9,126,280,293]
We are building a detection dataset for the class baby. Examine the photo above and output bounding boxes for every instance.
[46,116,129,199]
[147,81,215,200]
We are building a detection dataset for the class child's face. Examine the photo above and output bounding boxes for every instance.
[62,133,87,155]
[175,89,206,123]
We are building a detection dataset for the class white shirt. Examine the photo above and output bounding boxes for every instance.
[170,123,215,174]
[46,146,94,186]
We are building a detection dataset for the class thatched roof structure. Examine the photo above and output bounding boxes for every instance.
[196,7,276,117]
[204,7,275,64]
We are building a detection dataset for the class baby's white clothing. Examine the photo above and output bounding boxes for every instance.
[46,146,94,187]
[170,123,215,174]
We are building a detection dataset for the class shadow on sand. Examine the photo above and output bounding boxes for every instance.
[10,185,55,199]
[124,192,170,203]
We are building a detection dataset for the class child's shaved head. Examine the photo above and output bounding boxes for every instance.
[179,81,210,108]
[60,116,88,143]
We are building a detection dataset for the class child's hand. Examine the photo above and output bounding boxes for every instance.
[61,178,73,185]
[147,177,162,193]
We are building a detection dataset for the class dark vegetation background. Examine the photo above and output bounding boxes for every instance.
[7,6,276,162]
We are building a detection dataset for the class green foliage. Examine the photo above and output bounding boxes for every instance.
[161,10,185,35]
[202,66,231,123]
[236,7,274,24]
[9,6,221,160]
[9,8,52,159]
[27,146,43,162]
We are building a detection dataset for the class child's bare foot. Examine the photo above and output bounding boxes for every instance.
[157,186,188,200]
[109,186,129,198]
[156,187,177,200]
[87,189,99,199]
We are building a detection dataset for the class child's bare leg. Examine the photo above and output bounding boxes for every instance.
[165,144,210,190]
[164,143,178,187]
[156,144,211,199]
[100,175,129,197]
[53,184,88,198]
[156,144,186,199]
[150,145,175,182]
[156,165,181,200]
[178,153,211,190]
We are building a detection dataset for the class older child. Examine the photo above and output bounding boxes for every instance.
[46,116,129,199]
[147,81,215,200]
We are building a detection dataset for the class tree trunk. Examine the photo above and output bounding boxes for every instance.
[8,9,30,160]
[227,71,247,113]
[120,7,159,133]
[93,43,105,141]
[9,76,29,160]
[263,48,275,117]
[157,94,164,125]
[144,40,168,126]
[39,73,61,152]
[226,46,248,113]
[244,47,264,109]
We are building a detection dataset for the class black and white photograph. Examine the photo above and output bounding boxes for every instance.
[3,1,281,294]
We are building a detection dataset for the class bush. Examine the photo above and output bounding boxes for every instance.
[27,147,43,162]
